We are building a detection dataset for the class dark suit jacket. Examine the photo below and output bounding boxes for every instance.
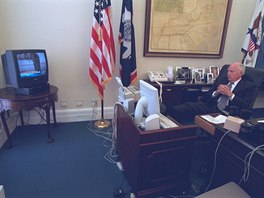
[205,76,256,110]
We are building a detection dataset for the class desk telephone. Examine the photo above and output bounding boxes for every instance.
[240,120,264,144]
[148,71,168,82]
[240,120,264,134]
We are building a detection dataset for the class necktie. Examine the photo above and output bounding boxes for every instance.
[217,82,233,111]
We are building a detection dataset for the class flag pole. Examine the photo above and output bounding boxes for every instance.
[90,0,115,129]
[95,96,110,128]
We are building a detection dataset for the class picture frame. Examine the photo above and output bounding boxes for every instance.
[207,73,214,84]
[193,72,202,83]
[209,66,220,80]
[192,68,205,80]
[176,67,191,81]
[143,0,232,58]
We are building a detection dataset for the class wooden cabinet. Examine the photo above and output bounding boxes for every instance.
[115,103,197,197]
[144,79,212,107]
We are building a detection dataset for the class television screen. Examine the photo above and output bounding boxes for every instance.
[16,52,48,78]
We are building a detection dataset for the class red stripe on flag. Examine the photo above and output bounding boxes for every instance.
[89,0,115,99]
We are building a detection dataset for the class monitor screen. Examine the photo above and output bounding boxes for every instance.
[134,80,160,125]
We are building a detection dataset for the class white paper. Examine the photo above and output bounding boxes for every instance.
[201,114,227,124]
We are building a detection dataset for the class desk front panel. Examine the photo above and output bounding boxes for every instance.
[211,127,264,197]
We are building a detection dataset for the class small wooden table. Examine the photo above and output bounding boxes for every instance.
[0,85,58,148]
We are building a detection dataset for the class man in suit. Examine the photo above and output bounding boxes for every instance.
[165,62,256,123]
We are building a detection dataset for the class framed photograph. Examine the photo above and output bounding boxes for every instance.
[209,66,220,80]
[193,72,202,83]
[192,68,205,80]
[207,73,214,84]
[176,67,191,81]
[143,0,232,58]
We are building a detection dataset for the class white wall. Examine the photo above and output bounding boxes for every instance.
[0,0,256,116]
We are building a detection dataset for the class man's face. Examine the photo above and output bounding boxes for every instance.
[227,64,242,82]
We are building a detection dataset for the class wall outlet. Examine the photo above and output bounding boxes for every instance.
[75,100,83,107]
[91,99,98,107]
[60,99,68,107]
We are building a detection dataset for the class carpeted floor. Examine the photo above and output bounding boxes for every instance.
[0,107,263,198]
[0,121,131,198]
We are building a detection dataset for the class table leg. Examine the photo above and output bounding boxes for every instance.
[0,111,12,148]
[52,102,57,125]
[44,105,53,143]
[19,110,24,126]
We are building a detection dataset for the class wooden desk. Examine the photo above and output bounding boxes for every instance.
[115,103,197,197]
[144,79,212,107]
[0,85,58,148]
[195,115,264,197]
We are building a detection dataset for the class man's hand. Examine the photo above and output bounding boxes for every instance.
[217,84,233,97]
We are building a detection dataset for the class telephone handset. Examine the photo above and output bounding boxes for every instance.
[148,71,168,82]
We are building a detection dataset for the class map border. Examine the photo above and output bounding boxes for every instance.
[143,0,233,59]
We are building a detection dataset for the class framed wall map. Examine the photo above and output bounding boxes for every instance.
[143,0,233,58]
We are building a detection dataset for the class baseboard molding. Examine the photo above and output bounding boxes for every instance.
[55,107,114,123]
[19,107,114,124]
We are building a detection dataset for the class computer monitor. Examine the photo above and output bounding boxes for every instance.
[134,80,160,125]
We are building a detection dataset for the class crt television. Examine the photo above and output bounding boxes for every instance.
[134,80,160,126]
[1,49,49,95]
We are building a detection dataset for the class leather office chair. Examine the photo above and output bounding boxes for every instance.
[215,64,264,120]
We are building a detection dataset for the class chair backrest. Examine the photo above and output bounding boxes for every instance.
[216,64,264,109]
[243,66,264,108]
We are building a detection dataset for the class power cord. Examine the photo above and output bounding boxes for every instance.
[239,144,264,185]
[91,103,98,120]
[204,130,231,192]
[113,170,129,198]
[154,79,163,103]
[87,116,118,164]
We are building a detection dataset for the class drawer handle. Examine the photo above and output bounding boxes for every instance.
[165,88,172,92]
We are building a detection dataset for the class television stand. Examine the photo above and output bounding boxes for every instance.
[15,83,50,95]
[0,85,58,148]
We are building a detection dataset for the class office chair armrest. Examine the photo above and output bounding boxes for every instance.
[239,108,253,120]
[227,106,252,120]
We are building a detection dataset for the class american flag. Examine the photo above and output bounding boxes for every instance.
[242,0,264,67]
[118,0,137,87]
[89,0,116,98]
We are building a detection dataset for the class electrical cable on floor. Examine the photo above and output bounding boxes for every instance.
[87,117,118,164]
[91,104,98,120]
[15,107,54,128]
[113,166,131,198]
[88,103,130,197]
